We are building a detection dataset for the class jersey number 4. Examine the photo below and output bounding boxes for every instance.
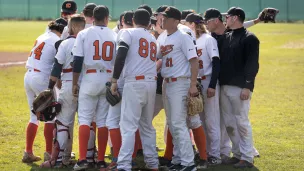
[93,40,114,61]
[138,38,157,61]
[30,40,45,60]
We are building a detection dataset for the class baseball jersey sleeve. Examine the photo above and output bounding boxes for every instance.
[181,34,197,60]
[61,26,69,40]
[72,31,84,57]
[55,42,66,64]
[118,30,132,46]
[206,37,219,59]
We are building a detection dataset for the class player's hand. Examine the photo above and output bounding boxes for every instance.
[56,80,62,89]
[189,84,199,97]
[240,88,250,100]
[207,88,215,98]
[72,84,79,97]
[110,82,119,96]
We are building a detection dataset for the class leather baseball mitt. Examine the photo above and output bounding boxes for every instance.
[106,82,121,106]
[259,8,279,23]
[187,82,204,116]
[32,89,54,113]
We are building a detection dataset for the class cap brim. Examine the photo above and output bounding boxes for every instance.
[61,9,75,14]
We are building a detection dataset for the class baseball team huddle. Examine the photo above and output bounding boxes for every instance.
[21,1,277,171]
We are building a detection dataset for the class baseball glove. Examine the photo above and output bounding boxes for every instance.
[187,82,204,116]
[106,82,121,106]
[32,89,54,113]
[259,8,279,23]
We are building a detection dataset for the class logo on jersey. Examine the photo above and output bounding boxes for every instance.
[66,3,71,8]
[197,49,202,57]
[161,45,174,56]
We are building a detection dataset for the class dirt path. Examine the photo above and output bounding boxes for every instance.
[0,52,28,67]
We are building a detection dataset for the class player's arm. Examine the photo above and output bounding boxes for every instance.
[48,41,65,90]
[112,41,129,82]
[243,35,260,91]
[243,8,268,28]
[182,34,199,97]
[72,32,84,97]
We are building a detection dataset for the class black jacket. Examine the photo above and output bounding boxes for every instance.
[218,27,259,91]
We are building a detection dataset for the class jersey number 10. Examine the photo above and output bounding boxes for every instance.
[93,40,114,61]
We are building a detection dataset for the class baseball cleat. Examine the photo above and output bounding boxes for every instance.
[43,152,51,162]
[73,160,88,170]
[96,160,107,170]
[159,156,172,166]
[106,161,117,170]
[233,160,254,168]
[207,156,222,165]
[226,157,240,165]
[220,154,231,164]
[22,152,41,163]
[196,159,208,169]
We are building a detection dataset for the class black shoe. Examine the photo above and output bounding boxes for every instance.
[73,160,88,170]
[207,156,222,165]
[159,156,172,166]
[227,157,240,165]
[197,159,208,169]
[172,165,196,171]
[168,163,181,170]
[96,160,107,169]
[234,160,254,168]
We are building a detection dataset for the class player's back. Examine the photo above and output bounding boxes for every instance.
[76,26,117,70]
[26,31,60,75]
[120,28,157,78]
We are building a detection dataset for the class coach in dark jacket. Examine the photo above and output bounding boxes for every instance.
[218,7,259,169]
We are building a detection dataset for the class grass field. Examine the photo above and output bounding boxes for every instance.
[0,21,304,171]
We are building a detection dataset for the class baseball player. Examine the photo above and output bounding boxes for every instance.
[112,12,126,34]
[110,9,159,171]
[218,7,259,168]
[39,15,86,168]
[203,8,260,163]
[61,3,96,40]
[22,19,66,163]
[72,5,116,170]
[185,13,222,165]
[158,6,199,170]
[105,10,134,170]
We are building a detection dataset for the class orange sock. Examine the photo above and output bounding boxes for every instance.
[97,127,108,161]
[192,126,207,160]
[44,123,55,154]
[132,130,140,158]
[79,125,90,161]
[25,122,38,154]
[164,129,173,160]
[109,128,121,158]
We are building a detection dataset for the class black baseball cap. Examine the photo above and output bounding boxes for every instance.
[134,9,151,26]
[61,1,77,14]
[203,8,222,21]
[55,18,68,27]
[124,11,134,26]
[223,7,245,22]
[185,13,203,23]
[181,10,195,20]
[161,6,181,21]
[155,5,168,14]
[138,4,152,16]
[93,5,109,21]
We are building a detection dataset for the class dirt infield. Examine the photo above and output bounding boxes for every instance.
[0,52,27,67]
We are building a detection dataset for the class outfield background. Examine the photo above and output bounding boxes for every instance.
[0,0,304,21]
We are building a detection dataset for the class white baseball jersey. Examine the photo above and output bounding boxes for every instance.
[26,31,60,75]
[118,28,157,78]
[158,30,197,78]
[55,36,76,81]
[177,24,196,41]
[196,33,219,76]
[112,25,119,34]
[72,26,117,71]
[61,23,93,40]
